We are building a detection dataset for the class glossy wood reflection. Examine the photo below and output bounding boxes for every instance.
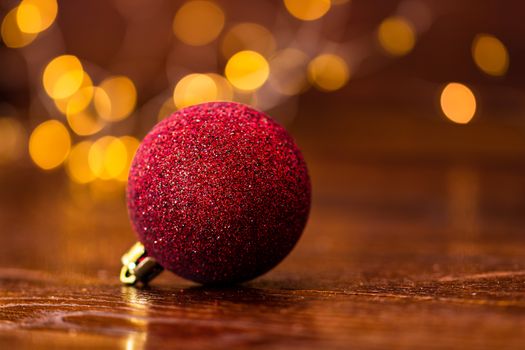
[1,131,525,349]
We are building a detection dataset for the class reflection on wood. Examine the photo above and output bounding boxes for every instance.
[1,156,525,349]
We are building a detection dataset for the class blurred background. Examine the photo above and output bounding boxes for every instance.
[1,0,524,278]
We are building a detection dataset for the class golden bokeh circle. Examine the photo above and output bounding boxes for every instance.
[307,53,350,91]
[16,0,58,34]
[117,136,140,182]
[29,120,71,170]
[66,141,96,184]
[173,73,218,109]
[284,0,331,21]
[96,76,137,122]
[1,7,38,48]
[43,55,84,100]
[472,34,509,76]
[88,136,128,180]
[173,1,225,46]
[225,50,270,91]
[440,82,477,124]
[54,72,94,115]
[378,16,416,56]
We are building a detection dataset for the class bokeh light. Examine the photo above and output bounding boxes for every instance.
[225,50,270,91]
[221,22,276,59]
[54,72,94,115]
[378,16,416,56]
[307,53,349,91]
[269,48,310,96]
[284,0,331,21]
[43,55,84,100]
[88,136,128,180]
[66,103,106,136]
[29,120,71,170]
[16,3,41,34]
[1,7,38,48]
[440,82,477,124]
[472,34,509,76]
[208,73,234,101]
[66,141,96,184]
[66,86,108,136]
[0,117,26,164]
[16,0,58,34]
[117,136,140,182]
[96,76,137,122]
[173,73,218,109]
[173,0,225,46]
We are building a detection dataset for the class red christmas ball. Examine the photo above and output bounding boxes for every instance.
[127,102,310,284]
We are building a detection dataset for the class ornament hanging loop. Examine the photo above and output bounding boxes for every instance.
[120,242,164,285]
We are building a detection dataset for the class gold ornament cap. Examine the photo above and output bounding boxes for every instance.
[120,242,164,285]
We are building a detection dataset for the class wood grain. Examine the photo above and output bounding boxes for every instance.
[1,126,525,349]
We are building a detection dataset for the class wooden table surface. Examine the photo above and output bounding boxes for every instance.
[1,109,525,349]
